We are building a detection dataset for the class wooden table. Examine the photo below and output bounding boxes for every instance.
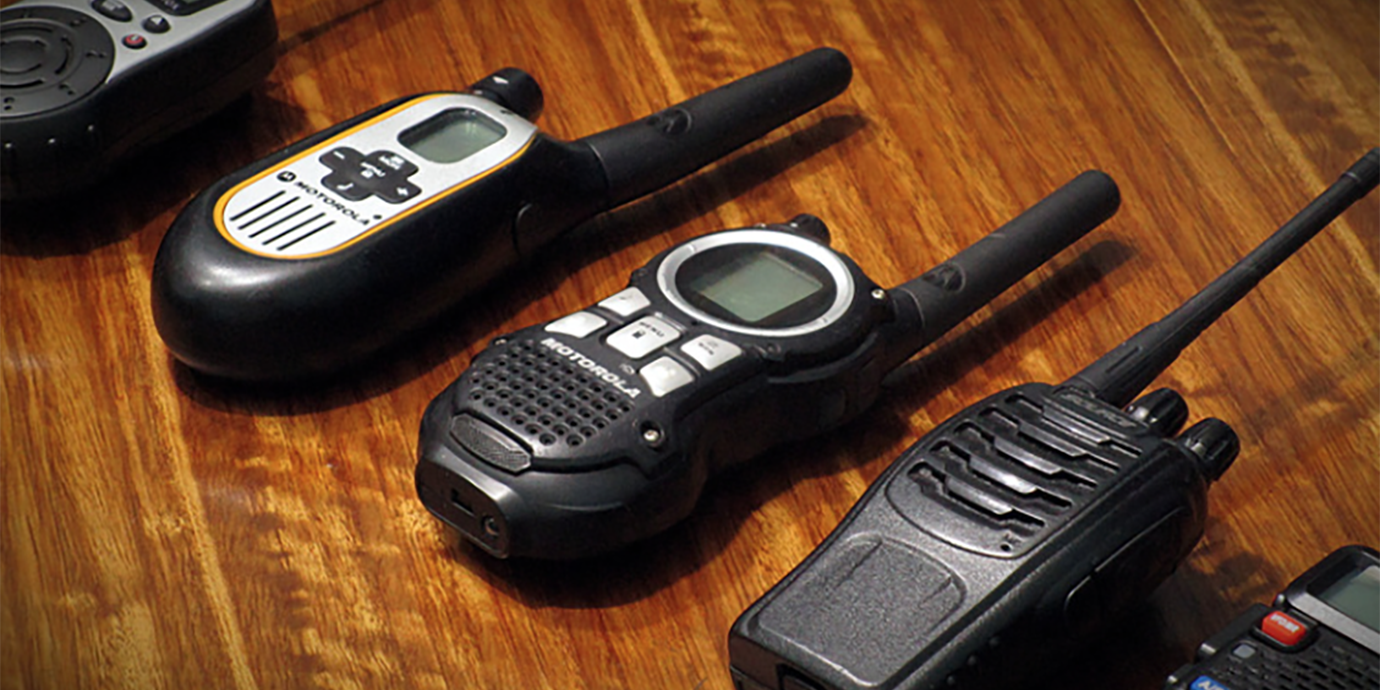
[3,0,1376,687]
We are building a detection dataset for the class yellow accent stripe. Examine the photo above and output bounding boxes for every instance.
[213,94,535,260]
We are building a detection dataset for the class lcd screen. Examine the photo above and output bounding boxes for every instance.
[399,108,506,164]
[1319,564,1380,631]
[685,249,825,324]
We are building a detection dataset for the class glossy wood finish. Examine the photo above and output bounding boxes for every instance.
[3,0,1376,687]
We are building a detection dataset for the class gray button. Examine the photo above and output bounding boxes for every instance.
[606,315,680,359]
[598,287,650,317]
[640,357,694,397]
[680,334,742,371]
[545,311,607,338]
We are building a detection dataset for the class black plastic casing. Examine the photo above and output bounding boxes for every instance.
[416,221,896,560]
[729,383,1216,690]
[0,0,278,201]
[151,93,607,381]
[1164,545,1380,690]
[151,48,854,382]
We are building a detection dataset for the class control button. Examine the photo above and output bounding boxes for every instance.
[640,357,694,397]
[598,288,650,317]
[375,181,422,204]
[317,147,421,204]
[92,0,133,21]
[1188,677,1229,690]
[1,38,47,75]
[680,334,742,371]
[320,146,365,170]
[1260,610,1309,647]
[367,150,418,177]
[545,312,607,338]
[142,15,171,33]
[121,34,147,50]
[1230,642,1257,660]
[322,172,370,202]
[606,315,681,359]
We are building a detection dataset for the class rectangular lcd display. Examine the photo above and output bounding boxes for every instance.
[1318,564,1380,631]
[399,108,506,164]
[686,250,825,324]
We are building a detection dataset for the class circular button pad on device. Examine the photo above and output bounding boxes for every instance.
[0,6,115,118]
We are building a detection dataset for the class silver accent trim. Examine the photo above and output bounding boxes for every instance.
[219,94,538,257]
[656,229,855,337]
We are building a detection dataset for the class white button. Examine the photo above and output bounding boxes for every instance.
[606,315,680,359]
[545,311,607,338]
[680,335,742,371]
[598,287,650,317]
[640,357,694,397]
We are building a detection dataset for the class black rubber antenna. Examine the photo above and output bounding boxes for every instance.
[1066,148,1380,407]
[879,170,1123,371]
[580,47,853,208]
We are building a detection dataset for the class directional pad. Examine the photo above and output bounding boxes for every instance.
[318,146,422,204]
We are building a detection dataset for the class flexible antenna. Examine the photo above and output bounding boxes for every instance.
[880,170,1121,370]
[1066,148,1380,407]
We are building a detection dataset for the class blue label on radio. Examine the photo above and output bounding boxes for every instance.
[1191,677,1229,690]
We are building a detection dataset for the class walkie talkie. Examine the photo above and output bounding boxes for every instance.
[415,170,1121,560]
[151,48,852,381]
[1165,545,1379,690]
[728,149,1380,690]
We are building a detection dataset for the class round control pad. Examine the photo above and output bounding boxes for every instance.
[1,6,114,118]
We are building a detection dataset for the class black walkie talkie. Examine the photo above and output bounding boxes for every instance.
[727,149,1380,690]
[415,170,1121,560]
[151,48,852,381]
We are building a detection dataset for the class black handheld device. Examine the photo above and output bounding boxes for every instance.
[414,170,1122,560]
[727,149,1380,690]
[1165,545,1379,690]
[0,0,277,200]
[150,48,853,381]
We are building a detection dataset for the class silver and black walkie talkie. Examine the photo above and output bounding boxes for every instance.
[416,170,1122,560]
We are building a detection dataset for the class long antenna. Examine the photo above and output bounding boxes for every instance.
[880,170,1121,371]
[1066,148,1380,407]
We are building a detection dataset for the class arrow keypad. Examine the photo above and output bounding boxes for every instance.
[319,146,422,204]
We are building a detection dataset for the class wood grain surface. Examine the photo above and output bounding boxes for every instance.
[2,0,1376,688]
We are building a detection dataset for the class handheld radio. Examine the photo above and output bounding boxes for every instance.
[415,170,1122,560]
[0,0,277,200]
[727,149,1380,690]
[1166,545,1379,690]
[150,48,853,382]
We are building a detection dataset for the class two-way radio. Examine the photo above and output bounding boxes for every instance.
[1,0,278,200]
[1166,545,1379,690]
[727,149,1380,690]
[150,48,853,381]
[414,170,1121,560]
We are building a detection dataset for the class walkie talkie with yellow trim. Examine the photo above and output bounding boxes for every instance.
[151,48,853,381]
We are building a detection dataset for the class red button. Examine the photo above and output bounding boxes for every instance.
[122,34,146,49]
[1260,610,1309,646]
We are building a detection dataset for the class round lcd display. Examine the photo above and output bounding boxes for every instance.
[657,230,855,337]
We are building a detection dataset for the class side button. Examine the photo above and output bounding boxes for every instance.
[449,414,531,473]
